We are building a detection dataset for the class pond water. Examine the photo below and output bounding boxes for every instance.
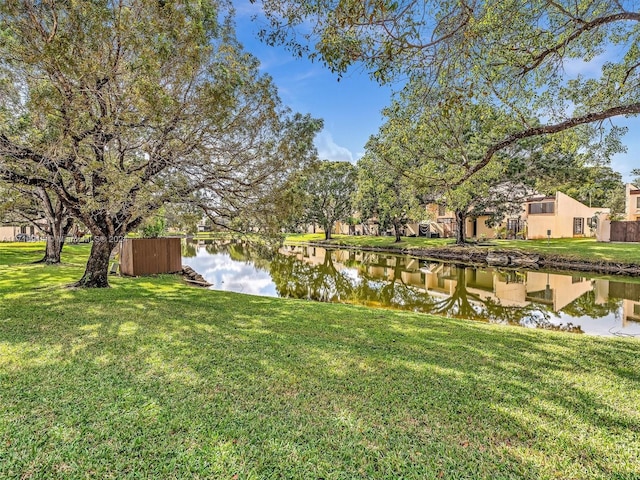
[182,239,640,337]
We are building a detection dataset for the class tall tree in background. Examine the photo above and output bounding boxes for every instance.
[0,0,318,287]
[356,136,426,242]
[534,163,625,213]
[371,83,541,244]
[299,160,357,240]
[254,0,639,183]
[195,113,324,235]
[0,184,74,263]
[363,74,623,243]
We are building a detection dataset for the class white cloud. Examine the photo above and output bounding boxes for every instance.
[315,130,354,162]
[562,53,609,78]
[294,67,323,82]
[233,0,264,18]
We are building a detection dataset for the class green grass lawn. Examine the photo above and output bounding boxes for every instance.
[286,233,640,264]
[1,242,640,479]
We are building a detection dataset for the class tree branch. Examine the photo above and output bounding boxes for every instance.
[459,102,640,186]
[520,12,640,75]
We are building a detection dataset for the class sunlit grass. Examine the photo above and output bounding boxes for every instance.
[492,238,640,263]
[286,233,456,248]
[1,242,639,479]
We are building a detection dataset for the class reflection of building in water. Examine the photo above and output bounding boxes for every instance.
[394,260,602,313]
[281,245,637,318]
[280,245,354,270]
[623,300,640,325]
[593,279,640,327]
[523,272,594,311]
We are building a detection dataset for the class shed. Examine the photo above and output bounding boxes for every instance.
[120,238,182,276]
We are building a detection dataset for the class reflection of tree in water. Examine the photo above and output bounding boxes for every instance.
[219,242,273,273]
[561,289,621,319]
[370,264,565,330]
[417,267,583,332]
[181,240,197,258]
[271,249,584,332]
[352,253,439,311]
[186,242,601,333]
[270,250,356,302]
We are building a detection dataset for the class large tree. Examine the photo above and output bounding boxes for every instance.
[0,183,74,263]
[0,0,319,287]
[356,136,426,242]
[254,0,640,182]
[365,74,624,243]
[534,163,626,213]
[370,84,542,244]
[299,160,357,240]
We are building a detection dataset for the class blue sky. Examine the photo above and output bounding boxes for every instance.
[234,3,637,183]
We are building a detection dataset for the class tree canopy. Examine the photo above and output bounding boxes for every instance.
[0,0,319,286]
[254,0,639,180]
[297,160,357,240]
[356,135,427,242]
[369,83,542,243]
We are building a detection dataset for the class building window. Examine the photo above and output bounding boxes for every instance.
[587,217,597,228]
[528,202,555,214]
[506,219,524,234]
[573,217,584,235]
[438,205,446,216]
[636,196,640,209]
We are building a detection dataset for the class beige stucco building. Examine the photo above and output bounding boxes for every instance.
[305,191,608,241]
[406,192,605,240]
[624,183,640,221]
[0,223,39,241]
[523,191,608,239]
[405,204,497,239]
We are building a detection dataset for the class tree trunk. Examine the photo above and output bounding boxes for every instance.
[73,237,117,288]
[455,210,466,245]
[31,187,74,264]
[324,228,332,240]
[37,217,73,264]
[41,234,64,264]
[393,221,402,243]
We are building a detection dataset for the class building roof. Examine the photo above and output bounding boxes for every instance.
[526,196,555,202]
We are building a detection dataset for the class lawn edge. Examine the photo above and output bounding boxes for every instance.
[288,240,640,276]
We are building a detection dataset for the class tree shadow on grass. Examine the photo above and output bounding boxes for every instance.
[1,262,640,478]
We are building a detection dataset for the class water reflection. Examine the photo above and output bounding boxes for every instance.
[182,240,640,336]
[182,239,276,297]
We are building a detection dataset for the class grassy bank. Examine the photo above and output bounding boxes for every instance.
[286,233,640,264]
[1,243,640,479]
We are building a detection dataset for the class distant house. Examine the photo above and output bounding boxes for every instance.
[408,192,608,240]
[624,183,640,221]
[0,220,46,242]
[196,216,212,232]
[0,223,23,241]
[308,191,608,241]
[404,204,497,239]
[523,192,608,239]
